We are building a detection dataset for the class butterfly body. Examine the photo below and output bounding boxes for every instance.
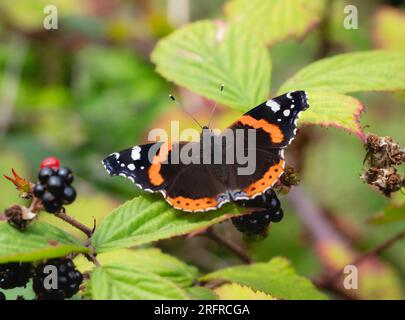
[103,91,309,212]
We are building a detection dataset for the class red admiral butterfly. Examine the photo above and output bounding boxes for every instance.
[102,91,309,213]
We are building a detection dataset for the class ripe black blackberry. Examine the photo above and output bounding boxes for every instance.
[33,258,83,300]
[232,211,273,236]
[233,189,284,236]
[34,166,77,214]
[0,262,32,289]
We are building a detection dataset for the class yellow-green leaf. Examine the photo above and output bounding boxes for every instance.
[187,287,218,300]
[151,20,271,111]
[75,248,198,287]
[225,0,325,46]
[200,257,327,300]
[280,51,405,94]
[90,263,190,300]
[299,92,365,140]
[215,283,275,300]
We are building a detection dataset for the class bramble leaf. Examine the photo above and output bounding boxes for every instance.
[280,51,405,94]
[151,20,271,111]
[0,222,89,263]
[91,195,241,253]
[75,248,199,287]
[90,263,190,300]
[200,257,327,300]
[225,0,325,46]
[187,287,218,300]
[298,92,365,140]
[215,283,275,300]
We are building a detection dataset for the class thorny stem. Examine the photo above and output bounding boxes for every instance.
[55,211,101,267]
[206,227,252,264]
[55,210,93,238]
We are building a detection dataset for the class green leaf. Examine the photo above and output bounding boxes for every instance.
[151,20,271,111]
[90,263,190,300]
[225,0,325,46]
[215,283,275,300]
[187,287,218,300]
[75,248,198,287]
[0,222,89,263]
[368,204,405,225]
[299,92,365,139]
[280,51,405,94]
[91,196,241,253]
[200,257,327,300]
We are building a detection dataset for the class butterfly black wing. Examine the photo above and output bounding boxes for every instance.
[102,91,309,212]
[102,141,230,212]
[224,91,309,200]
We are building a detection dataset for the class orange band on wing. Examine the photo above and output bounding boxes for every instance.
[238,115,284,143]
[243,159,285,196]
[148,142,171,186]
[167,195,218,211]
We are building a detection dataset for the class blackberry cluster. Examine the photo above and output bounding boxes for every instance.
[33,258,83,300]
[232,190,284,236]
[232,211,273,236]
[33,167,76,213]
[0,262,32,290]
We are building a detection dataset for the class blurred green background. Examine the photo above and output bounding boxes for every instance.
[0,0,404,298]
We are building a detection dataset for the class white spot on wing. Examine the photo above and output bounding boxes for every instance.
[283,109,291,117]
[131,146,141,161]
[128,164,136,171]
[110,152,120,160]
[266,100,280,112]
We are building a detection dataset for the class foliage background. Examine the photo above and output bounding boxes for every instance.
[0,0,405,299]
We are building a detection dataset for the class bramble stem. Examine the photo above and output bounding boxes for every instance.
[319,229,405,291]
[343,229,405,270]
[55,211,93,238]
[206,228,252,264]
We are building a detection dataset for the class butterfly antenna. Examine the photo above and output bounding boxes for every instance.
[169,94,203,130]
[207,84,224,129]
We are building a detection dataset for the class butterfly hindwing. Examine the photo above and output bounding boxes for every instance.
[224,91,308,200]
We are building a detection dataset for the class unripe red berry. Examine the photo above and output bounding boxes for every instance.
[40,157,60,170]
